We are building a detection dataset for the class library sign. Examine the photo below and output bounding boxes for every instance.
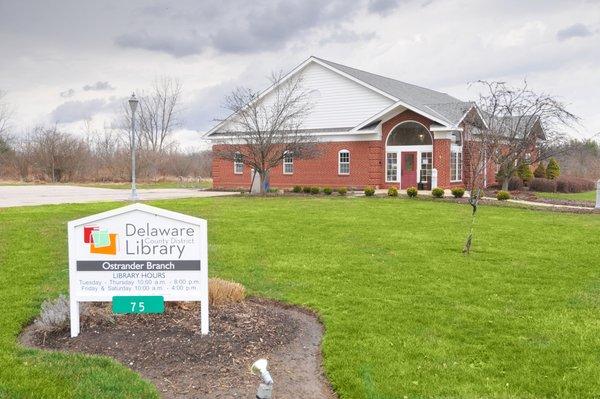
[68,203,208,337]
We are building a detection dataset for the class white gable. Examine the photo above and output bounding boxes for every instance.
[211,60,395,135]
[288,62,394,129]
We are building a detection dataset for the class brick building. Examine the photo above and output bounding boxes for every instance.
[206,57,498,190]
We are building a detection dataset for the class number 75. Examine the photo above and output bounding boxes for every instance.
[131,301,145,312]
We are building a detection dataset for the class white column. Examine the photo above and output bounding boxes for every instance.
[431,168,438,189]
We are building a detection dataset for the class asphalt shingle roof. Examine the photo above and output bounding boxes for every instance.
[314,57,473,127]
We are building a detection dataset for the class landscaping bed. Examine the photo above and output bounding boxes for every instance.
[21,297,335,399]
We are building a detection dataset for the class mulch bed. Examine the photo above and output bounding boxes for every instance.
[21,297,336,399]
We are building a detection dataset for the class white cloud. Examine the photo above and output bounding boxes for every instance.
[0,0,599,143]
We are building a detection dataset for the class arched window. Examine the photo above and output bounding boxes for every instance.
[387,122,432,146]
[338,150,350,175]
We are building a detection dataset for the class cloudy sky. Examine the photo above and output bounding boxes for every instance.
[0,0,599,149]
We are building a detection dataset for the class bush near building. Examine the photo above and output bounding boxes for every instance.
[546,158,561,180]
[431,187,444,198]
[451,187,465,198]
[517,161,533,184]
[497,190,511,200]
[534,163,546,178]
[364,187,375,197]
[407,187,418,197]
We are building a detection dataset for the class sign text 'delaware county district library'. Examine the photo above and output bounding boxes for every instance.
[68,203,208,337]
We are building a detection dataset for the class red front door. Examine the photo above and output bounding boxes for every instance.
[400,152,417,189]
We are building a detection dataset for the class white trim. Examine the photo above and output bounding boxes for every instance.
[206,56,456,138]
[385,152,398,183]
[450,149,463,182]
[351,101,452,132]
[386,120,433,146]
[204,58,316,137]
[338,149,350,175]
[430,126,463,132]
[234,152,243,175]
[283,151,294,175]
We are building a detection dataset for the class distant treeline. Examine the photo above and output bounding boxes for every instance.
[0,126,212,183]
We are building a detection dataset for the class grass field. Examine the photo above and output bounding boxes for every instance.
[535,190,596,202]
[1,197,600,398]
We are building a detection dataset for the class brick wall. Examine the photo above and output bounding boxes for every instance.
[212,109,479,190]
[212,141,377,190]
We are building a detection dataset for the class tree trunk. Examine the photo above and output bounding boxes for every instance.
[259,169,270,195]
[501,178,509,191]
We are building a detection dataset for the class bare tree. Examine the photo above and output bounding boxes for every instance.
[30,127,89,182]
[0,91,13,162]
[469,80,578,191]
[461,81,578,254]
[214,72,318,193]
[135,77,182,153]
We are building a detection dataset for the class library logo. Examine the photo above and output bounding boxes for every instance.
[83,226,117,255]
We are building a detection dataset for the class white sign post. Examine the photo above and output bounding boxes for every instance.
[67,203,208,337]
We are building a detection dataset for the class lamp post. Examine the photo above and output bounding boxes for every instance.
[129,93,139,201]
[596,179,600,209]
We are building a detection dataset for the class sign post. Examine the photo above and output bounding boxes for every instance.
[68,203,209,337]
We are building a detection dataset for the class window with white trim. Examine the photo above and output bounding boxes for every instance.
[338,150,350,175]
[386,153,397,181]
[234,152,243,174]
[420,152,432,183]
[283,151,293,174]
[451,151,462,182]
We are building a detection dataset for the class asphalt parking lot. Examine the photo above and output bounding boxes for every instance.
[0,185,237,208]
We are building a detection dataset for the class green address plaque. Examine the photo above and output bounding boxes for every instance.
[112,296,165,314]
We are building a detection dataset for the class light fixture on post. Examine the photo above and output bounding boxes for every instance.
[128,93,139,201]
[251,358,273,399]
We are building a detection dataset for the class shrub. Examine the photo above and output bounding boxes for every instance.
[556,176,595,193]
[33,294,71,333]
[209,278,245,307]
[310,187,320,195]
[496,190,510,200]
[507,176,524,191]
[302,186,312,194]
[451,187,465,198]
[267,187,279,193]
[533,162,546,178]
[364,186,375,196]
[337,187,348,196]
[292,185,302,193]
[516,161,533,183]
[546,157,560,180]
[387,187,398,197]
[406,187,418,197]
[323,187,333,195]
[529,178,556,192]
[431,187,444,198]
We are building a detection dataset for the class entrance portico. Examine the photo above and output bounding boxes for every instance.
[385,121,434,189]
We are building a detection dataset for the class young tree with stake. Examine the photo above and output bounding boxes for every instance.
[461,80,577,254]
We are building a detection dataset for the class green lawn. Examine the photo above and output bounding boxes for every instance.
[535,190,596,202]
[1,197,600,398]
